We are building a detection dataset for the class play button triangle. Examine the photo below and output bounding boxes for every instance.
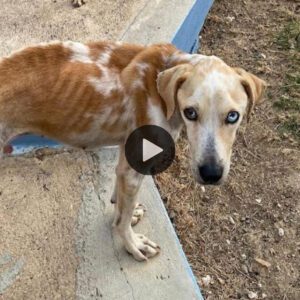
[125,125,175,175]
[142,139,163,162]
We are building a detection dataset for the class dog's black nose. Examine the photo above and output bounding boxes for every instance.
[199,164,223,184]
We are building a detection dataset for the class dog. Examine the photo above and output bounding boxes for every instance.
[0,41,266,261]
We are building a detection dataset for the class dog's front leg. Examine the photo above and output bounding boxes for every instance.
[111,180,145,226]
[113,147,160,261]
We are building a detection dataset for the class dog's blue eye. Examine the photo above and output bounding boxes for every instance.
[184,107,198,121]
[226,111,240,124]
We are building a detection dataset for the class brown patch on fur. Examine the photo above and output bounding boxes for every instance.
[109,43,145,71]
[0,43,140,147]
[88,41,110,61]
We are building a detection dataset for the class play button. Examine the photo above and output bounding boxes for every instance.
[143,139,163,162]
[125,125,175,175]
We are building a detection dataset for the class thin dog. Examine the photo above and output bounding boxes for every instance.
[0,41,266,261]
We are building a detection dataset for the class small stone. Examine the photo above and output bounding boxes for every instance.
[200,186,206,193]
[248,291,258,299]
[255,198,262,204]
[169,210,176,220]
[225,16,235,22]
[258,282,262,288]
[270,248,276,255]
[226,239,231,245]
[283,216,290,223]
[217,277,225,285]
[241,264,249,274]
[201,275,212,286]
[241,253,247,260]
[278,228,285,237]
[259,53,266,59]
[262,293,267,298]
[203,195,210,202]
[229,216,236,225]
[281,148,293,155]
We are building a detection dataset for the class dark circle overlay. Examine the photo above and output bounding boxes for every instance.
[125,125,175,175]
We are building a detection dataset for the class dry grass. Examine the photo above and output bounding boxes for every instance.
[155,0,300,299]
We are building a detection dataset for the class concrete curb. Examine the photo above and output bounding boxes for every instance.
[76,148,203,300]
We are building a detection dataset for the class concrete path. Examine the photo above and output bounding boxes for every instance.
[0,0,147,56]
[0,150,91,299]
[0,1,212,299]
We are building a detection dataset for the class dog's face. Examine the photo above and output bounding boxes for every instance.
[157,55,266,185]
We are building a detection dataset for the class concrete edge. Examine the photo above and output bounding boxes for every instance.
[119,0,195,43]
[147,178,203,299]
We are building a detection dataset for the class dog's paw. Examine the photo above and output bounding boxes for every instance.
[125,233,160,261]
[131,203,146,226]
[72,0,86,7]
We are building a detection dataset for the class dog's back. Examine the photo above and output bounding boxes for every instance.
[0,43,71,133]
[0,41,144,147]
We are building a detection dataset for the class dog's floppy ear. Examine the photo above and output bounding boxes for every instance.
[157,64,191,120]
[234,68,267,122]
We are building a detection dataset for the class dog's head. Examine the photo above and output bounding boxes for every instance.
[157,55,266,185]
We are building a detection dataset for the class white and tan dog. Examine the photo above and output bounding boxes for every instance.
[0,41,266,261]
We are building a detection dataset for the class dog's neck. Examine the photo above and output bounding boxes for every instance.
[121,44,188,140]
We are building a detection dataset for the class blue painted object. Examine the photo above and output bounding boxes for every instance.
[172,0,214,53]
[11,135,60,155]
[11,0,214,154]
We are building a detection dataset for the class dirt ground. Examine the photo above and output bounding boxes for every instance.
[0,150,93,299]
[156,0,300,299]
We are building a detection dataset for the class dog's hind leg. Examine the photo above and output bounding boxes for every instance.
[113,146,160,261]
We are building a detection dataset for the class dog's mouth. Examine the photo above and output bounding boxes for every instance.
[195,175,224,186]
